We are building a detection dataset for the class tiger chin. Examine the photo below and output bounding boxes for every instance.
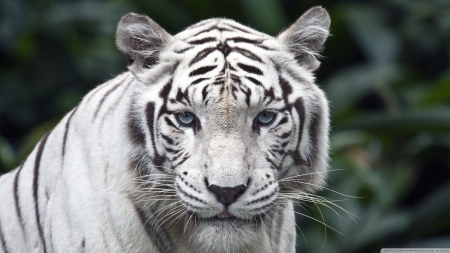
[0,6,330,253]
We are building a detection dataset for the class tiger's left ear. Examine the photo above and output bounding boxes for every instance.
[116,13,174,73]
[276,6,330,71]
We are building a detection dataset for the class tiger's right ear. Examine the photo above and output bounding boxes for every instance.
[116,13,173,73]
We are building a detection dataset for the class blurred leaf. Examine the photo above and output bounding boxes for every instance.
[325,64,407,119]
[330,130,370,152]
[390,163,415,203]
[403,133,450,158]
[419,72,450,106]
[238,0,287,35]
[413,181,450,236]
[347,163,394,208]
[17,119,59,163]
[348,208,412,251]
[134,0,193,32]
[336,108,450,133]
[45,1,128,34]
[0,135,15,171]
[407,236,450,247]
[337,4,400,64]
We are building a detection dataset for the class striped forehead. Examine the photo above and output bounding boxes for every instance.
[167,19,286,108]
[176,18,269,41]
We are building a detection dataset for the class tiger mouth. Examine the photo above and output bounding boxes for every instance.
[190,210,263,225]
[212,211,239,222]
[217,210,233,219]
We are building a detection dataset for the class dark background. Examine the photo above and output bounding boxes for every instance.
[1,0,450,252]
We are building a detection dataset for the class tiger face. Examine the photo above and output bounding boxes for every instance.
[117,6,330,251]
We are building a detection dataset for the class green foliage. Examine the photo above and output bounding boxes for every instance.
[1,0,449,252]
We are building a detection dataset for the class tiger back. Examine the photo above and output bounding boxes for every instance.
[0,6,330,253]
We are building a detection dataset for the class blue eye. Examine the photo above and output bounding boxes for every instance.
[177,112,195,126]
[257,111,275,125]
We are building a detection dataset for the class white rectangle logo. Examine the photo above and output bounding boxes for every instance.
[381,249,450,253]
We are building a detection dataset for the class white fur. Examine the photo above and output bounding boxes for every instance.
[0,6,330,253]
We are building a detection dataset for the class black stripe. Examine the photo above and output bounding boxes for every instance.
[267,149,277,158]
[190,25,216,37]
[189,47,216,67]
[245,76,262,86]
[174,154,189,167]
[159,79,173,98]
[217,26,233,32]
[271,148,286,155]
[189,65,217,77]
[264,87,275,104]
[189,25,233,37]
[191,78,208,86]
[202,85,209,103]
[292,98,305,151]
[233,47,262,62]
[174,46,193,54]
[280,140,289,147]
[247,190,277,205]
[161,134,175,145]
[178,200,204,211]
[188,37,217,45]
[226,24,255,34]
[276,116,289,127]
[248,201,275,214]
[166,147,182,155]
[176,185,207,204]
[231,84,238,100]
[127,104,146,147]
[242,85,252,106]
[213,76,225,85]
[265,155,281,170]
[92,79,125,121]
[132,204,173,253]
[84,84,107,105]
[277,131,292,139]
[229,36,273,51]
[145,103,158,158]
[99,77,135,127]
[62,107,78,158]
[279,76,293,102]
[271,207,284,252]
[175,88,191,105]
[85,74,128,105]
[227,37,263,45]
[157,79,174,120]
[216,42,231,56]
[237,63,263,75]
[307,101,322,166]
[33,131,52,253]
[164,117,180,130]
[0,216,9,253]
[13,163,25,236]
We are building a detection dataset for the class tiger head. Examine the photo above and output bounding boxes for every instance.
[117,6,330,250]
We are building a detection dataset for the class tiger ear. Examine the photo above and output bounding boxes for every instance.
[276,6,330,71]
[116,13,173,73]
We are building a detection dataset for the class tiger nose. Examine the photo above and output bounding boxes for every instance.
[206,180,247,207]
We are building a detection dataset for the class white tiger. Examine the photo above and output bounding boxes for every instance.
[0,6,330,253]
